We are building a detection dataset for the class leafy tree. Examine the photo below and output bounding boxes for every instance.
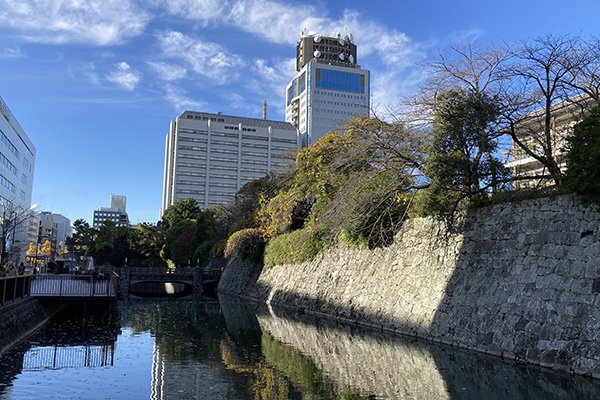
[417,88,508,221]
[564,105,600,201]
[66,218,96,256]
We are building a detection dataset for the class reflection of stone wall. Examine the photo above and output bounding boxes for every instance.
[258,310,450,399]
[258,309,600,399]
[220,194,600,377]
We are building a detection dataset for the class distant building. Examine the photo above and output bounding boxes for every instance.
[286,31,370,146]
[38,212,71,248]
[94,194,130,227]
[504,98,587,188]
[161,111,299,215]
[0,96,36,261]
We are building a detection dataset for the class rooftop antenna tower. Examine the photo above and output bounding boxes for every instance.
[262,100,268,120]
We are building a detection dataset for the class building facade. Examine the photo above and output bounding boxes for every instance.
[286,32,370,146]
[93,194,130,227]
[161,111,299,215]
[504,98,585,188]
[0,96,36,260]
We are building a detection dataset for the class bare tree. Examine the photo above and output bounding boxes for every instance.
[505,35,582,186]
[0,198,31,272]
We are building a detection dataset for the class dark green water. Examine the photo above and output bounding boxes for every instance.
[1,297,600,399]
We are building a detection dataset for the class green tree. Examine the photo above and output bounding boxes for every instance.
[564,105,600,201]
[417,88,508,221]
[66,218,96,256]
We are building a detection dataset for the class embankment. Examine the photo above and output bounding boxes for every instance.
[0,299,61,356]
[219,194,600,377]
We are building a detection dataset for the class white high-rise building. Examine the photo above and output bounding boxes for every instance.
[285,32,370,146]
[0,96,36,259]
[161,111,299,215]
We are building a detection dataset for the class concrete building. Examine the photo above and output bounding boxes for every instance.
[93,194,130,227]
[504,98,586,188]
[0,96,36,260]
[161,111,299,215]
[38,212,71,249]
[286,31,370,146]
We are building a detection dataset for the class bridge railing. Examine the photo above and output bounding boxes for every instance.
[30,274,119,298]
[128,267,195,276]
[0,275,31,306]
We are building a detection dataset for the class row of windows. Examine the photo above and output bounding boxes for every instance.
[210,156,236,163]
[176,180,203,186]
[23,157,31,174]
[315,69,366,94]
[210,173,236,180]
[176,189,204,195]
[314,108,361,116]
[212,139,237,147]
[210,182,237,189]
[179,136,207,144]
[177,162,206,169]
[314,90,366,100]
[186,115,225,122]
[212,148,238,155]
[178,171,206,178]
[180,154,207,160]
[209,191,235,197]
[21,173,26,185]
[0,151,17,175]
[0,173,15,193]
[314,99,367,108]
[241,151,268,158]
[241,167,267,174]
[179,145,206,152]
[0,129,19,159]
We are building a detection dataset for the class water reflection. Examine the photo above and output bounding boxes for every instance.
[1,298,600,399]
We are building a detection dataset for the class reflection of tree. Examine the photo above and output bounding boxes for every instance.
[125,301,225,365]
[218,327,367,400]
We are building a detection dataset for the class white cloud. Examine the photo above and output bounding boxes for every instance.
[246,58,295,116]
[155,31,244,84]
[0,0,150,45]
[164,84,206,112]
[106,62,141,91]
[157,2,427,109]
[0,46,23,58]
[147,61,187,81]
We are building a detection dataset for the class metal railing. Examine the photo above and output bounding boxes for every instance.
[0,275,31,306]
[30,274,119,298]
[23,345,115,370]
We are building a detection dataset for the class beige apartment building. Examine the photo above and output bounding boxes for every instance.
[504,98,588,188]
[161,111,299,215]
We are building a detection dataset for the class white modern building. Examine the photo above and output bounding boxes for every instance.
[0,96,36,260]
[161,111,299,215]
[286,32,370,146]
[93,194,130,227]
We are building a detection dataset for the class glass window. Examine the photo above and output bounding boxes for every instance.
[315,69,365,94]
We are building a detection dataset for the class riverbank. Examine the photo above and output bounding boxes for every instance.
[219,194,600,378]
[0,298,62,356]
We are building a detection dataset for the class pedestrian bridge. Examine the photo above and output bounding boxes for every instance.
[29,274,119,299]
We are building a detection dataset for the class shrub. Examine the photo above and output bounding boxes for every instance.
[224,228,265,264]
[263,227,328,268]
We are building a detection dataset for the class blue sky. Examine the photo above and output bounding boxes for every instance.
[1,0,599,225]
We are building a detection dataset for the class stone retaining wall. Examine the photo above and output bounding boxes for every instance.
[0,298,60,356]
[218,194,600,377]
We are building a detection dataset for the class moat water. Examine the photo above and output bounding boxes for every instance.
[1,296,600,399]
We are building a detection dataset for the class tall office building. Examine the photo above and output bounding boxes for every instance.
[93,194,130,227]
[0,96,36,259]
[161,111,299,215]
[286,31,370,146]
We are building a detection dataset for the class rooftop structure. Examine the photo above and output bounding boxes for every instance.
[286,32,370,146]
[94,194,129,227]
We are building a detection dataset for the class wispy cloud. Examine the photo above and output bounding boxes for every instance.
[0,46,23,58]
[106,62,141,91]
[155,31,244,84]
[164,84,206,112]
[147,61,187,81]
[0,0,150,45]
[80,63,100,85]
